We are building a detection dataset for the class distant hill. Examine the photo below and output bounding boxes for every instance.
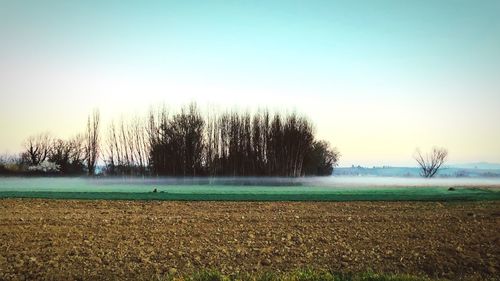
[334,164,500,178]
[447,162,500,170]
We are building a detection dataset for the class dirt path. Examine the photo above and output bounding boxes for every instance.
[0,199,499,280]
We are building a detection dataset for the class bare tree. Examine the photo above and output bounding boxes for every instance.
[85,109,100,175]
[104,115,150,176]
[22,133,52,166]
[68,134,86,173]
[49,134,86,174]
[414,147,448,178]
[130,116,150,174]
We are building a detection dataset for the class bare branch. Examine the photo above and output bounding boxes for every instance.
[414,147,448,178]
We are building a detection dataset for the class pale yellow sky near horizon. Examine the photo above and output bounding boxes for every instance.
[1,70,499,167]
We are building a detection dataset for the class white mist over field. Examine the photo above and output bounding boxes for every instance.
[90,176,500,188]
[0,176,499,194]
[309,176,500,188]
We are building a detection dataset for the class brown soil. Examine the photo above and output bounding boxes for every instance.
[0,199,499,281]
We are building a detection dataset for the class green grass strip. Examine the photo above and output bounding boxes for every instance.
[154,269,447,281]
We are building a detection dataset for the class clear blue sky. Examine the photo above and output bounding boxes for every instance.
[1,0,499,166]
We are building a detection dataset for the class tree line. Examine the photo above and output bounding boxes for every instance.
[0,104,340,177]
[0,109,100,176]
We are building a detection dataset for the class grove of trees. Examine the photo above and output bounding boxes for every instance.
[14,132,87,175]
[1,103,340,177]
[146,104,337,177]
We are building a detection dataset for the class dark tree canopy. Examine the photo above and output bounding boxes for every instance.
[150,103,205,176]
[49,136,86,175]
[303,141,340,176]
[147,105,339,177]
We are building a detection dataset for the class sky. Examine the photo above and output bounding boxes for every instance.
[0,0,499,167]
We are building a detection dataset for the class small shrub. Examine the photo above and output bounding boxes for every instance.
[255,271,280,281]
[288,269,336,281]
[189,270,227,281]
